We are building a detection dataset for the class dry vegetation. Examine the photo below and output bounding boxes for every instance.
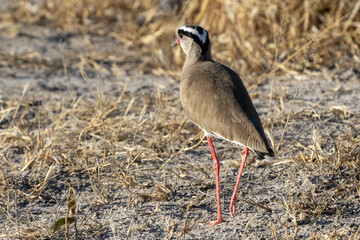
[0,0,359,239]
[2,0,359,79]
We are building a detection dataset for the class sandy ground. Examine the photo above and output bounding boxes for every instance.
[1,25,360,239]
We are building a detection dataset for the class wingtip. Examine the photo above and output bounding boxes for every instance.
[254,149,275,161]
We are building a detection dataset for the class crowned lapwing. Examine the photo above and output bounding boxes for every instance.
[172,25,274,226]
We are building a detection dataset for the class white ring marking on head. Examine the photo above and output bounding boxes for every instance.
[180,26,207,44]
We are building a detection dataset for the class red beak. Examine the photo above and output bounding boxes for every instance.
[171,38,180,47]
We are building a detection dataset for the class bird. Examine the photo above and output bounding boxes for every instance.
[171,25,274,226]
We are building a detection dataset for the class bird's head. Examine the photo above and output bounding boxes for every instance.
[172,25,211,60]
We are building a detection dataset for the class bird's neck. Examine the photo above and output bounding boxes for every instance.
[184,47,212,67]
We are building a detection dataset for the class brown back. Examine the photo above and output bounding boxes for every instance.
[180,60,273,156]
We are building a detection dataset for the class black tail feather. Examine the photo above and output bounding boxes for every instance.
[254,148,274,160]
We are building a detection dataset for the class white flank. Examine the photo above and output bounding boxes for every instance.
[199,126,254,152]
[209,130,274,161]
[180,26,207,44]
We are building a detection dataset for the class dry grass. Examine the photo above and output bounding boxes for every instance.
[1,0,359,81]
[0,0,359,239]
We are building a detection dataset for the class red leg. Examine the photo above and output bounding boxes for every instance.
[206,136,224,226]
[229,147,249,217]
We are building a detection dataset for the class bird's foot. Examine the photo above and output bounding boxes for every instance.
[229,199,236,217]
[209,218,224,226]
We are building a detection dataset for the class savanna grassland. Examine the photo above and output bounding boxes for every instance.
[0,0,359,239]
